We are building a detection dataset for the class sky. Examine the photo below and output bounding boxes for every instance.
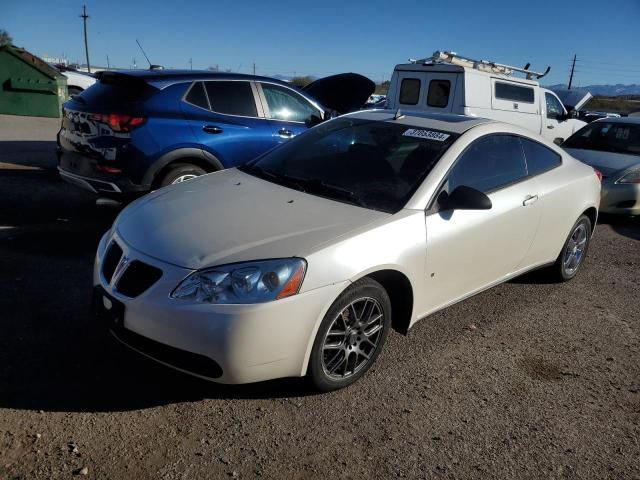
[2,0,640,86]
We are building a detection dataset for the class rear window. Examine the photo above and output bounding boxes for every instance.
[495,82,535,103]
[521,138,562,175]
[204,81,257,117]
[399,78,420,105]
[427,80,450,108]
[184,82,209,109]
[79,75,157,105]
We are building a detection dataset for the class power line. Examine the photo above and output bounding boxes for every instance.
[79,4,90,73]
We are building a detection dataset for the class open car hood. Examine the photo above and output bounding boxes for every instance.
[303,73,375,114]
[553,89,593,112]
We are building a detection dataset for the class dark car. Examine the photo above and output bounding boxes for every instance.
[57,70,373,197]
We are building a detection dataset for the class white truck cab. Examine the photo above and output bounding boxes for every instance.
[386,51,586,143]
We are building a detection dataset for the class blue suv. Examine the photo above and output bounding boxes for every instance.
[57,70,373,196]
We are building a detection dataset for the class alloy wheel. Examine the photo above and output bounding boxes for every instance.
[322,297,385,379]
[563,223,588,275]
[171,174,198,184]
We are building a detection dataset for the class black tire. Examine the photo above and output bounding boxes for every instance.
[158,163,207,188]
[68,87,83,97]
[307,278,392,392]
[548,214,592,282]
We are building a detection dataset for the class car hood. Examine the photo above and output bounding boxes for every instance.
[116,169,388,269]
[565,148,640,176]
[303,73,375,114]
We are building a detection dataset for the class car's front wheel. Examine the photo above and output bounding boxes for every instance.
[307,278,391,391]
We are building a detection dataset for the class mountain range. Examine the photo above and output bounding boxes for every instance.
[544,84,640,96]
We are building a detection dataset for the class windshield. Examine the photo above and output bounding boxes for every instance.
[563,122,640,156]
[239,118,458,213]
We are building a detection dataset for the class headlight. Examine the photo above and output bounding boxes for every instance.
[171,258,306,304]
[616,170,640,184]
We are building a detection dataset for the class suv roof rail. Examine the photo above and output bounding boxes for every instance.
[408,50,550,80]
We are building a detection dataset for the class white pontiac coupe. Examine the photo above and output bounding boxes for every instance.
[93,111,601,391]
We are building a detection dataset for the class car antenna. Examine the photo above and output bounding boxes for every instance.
[394,109,405,120]
[136,39,163,71]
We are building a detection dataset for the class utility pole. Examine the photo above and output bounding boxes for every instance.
[253,62,256,75]
[79,4,91,73]
[106,54,110,69]
[189,58,193,70]
[568,54,577,90]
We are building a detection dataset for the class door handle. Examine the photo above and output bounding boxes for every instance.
[547,125,554,129]
[278,128,295,139]
[523,194,539,206]
[203,125,223,134]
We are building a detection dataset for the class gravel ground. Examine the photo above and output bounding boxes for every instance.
[0,114,638,479]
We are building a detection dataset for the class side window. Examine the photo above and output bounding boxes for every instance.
[261,83,319,123]
[204,81,258,117]
[447,135,527,193]
[545,92,565,119]
[427,80,450,108]
[399,78,420,105]
[184,82,209,109]
[495,82,535,103]
[521,138,562,175]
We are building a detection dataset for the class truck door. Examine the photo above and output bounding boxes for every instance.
[394,72,427,111]
[422,73,459,112]
[543,91,573,143]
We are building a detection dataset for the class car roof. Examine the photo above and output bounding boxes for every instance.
[345,109,493,134]
[593,116,640,125]
[98,69,293,88]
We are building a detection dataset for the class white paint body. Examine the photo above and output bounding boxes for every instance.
[387,63,586,143]
[94,112,600,384]
[61,70,96,92]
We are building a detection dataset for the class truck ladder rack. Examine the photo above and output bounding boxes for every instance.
[409,51,550,80]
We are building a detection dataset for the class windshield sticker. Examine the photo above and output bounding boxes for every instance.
[403,129,450,141]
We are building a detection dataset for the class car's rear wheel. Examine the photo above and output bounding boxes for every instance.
[549,214,592,281]
[307,278,391,391]
[158,163,207,187]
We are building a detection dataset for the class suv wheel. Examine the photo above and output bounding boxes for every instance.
[158,164,207,187]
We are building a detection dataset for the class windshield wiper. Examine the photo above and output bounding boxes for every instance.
[241,164,307,192]
[294,177,369,209]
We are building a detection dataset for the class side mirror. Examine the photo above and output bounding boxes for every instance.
[438,185,492,211]
[306,114,324,127]
[553,137,564,146]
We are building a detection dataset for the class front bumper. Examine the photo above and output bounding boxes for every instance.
[57,148,148,195]
[93,231,347,384]
[600,181,640,216]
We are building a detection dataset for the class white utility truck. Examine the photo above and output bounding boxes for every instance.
[386,51,586,143]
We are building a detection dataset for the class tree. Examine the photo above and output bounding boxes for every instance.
[0,29,12,47]
[290,76,314,88]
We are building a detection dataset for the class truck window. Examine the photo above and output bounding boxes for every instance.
[545,92,565,119]
[427,80,450,108]
[399,78,420,105]
[495,82,534,104]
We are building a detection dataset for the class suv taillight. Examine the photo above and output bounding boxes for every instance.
[90,113,146,132]
[594,169,603,182]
